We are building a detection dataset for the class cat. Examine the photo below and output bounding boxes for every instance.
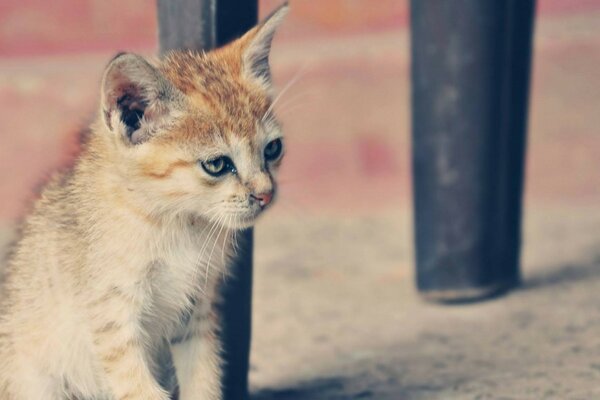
[0,4,288,400]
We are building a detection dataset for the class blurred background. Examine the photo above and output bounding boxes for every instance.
[1,0,599,398]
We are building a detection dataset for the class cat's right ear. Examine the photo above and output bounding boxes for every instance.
[100,53,183,145]
[238,2,289,86]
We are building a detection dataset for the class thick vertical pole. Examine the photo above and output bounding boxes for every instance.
[410,0,535,302]
[157,1,257,398]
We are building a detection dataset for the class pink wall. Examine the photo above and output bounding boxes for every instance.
[1,0,598,58]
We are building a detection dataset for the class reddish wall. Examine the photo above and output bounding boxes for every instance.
[1,0,598,58]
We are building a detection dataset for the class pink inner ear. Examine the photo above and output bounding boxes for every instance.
[103,75,149,141]
[117,83,147,111]
[100,52,180,144]
[106,75,166,122]
[105,67,142,106]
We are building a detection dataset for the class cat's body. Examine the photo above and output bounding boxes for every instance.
[0,5,288,399]
[0,167,229,399]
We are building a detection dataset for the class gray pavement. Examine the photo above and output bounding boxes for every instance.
[249,207,600,399]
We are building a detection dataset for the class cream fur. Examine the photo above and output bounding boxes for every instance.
[0,4,288,399]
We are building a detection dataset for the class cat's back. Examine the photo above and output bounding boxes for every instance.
[8,169,82,262]
[1,167,88,314]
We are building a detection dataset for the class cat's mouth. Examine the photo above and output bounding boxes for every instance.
[227,204,273,229]
[206,193,276,230]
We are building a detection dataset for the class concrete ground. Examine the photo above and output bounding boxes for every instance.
[250,208,600,400]
[1,1,600,399]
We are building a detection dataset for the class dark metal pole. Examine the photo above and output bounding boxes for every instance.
[410,0,535,302]
[157,1,257,398]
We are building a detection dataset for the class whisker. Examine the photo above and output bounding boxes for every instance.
[221,214,232,266]
[273,90,318,116]
[205,214,227,287]
[262,62,312,122]
[194,215,221,287]
[221,214,233,281]
[232,222,240,254]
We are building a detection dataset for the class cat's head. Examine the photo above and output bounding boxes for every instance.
[97,4,288,229]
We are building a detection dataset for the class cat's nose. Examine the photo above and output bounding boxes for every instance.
[251,191,273,208]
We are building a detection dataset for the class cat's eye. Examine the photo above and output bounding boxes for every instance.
[200,156,236,177]
[264,138,283,162]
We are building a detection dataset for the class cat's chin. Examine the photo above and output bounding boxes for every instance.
[226,207,273,230]
[228,221,254,230]
[192,212,259,231]
[224,214,260,230]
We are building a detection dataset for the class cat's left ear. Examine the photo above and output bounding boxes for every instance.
[100,53,184,145]
[238,2,289,85]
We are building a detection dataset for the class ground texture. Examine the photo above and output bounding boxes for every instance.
[1,1,599,399]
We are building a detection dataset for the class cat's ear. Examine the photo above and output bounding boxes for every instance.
[100,53,183,145]
[239,2,289,85]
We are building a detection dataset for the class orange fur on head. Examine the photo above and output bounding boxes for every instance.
[92,2,289,228]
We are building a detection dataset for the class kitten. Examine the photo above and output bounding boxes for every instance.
[0,4,288,400]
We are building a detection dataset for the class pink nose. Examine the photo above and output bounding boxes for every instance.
[252,191,273,208]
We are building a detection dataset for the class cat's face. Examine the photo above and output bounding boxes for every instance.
[99,5,288,229]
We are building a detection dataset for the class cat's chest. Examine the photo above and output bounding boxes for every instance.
[157,224,228,279]
[145,224,228,320]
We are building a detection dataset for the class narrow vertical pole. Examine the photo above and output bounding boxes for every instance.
[410,0,535,302]
[157,1,257,398]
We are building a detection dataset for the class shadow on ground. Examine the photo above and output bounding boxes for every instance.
[251,257,600,400]
[520,255,600,291]
[253,378,356,400]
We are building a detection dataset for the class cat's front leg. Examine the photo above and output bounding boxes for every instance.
[87,289,170,400]
[171,304,223,400]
